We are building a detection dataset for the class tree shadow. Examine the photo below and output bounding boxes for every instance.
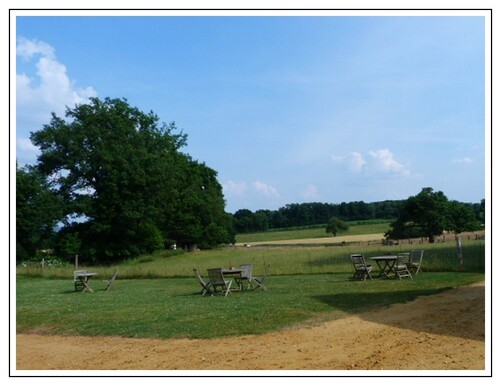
[313,285,485,341]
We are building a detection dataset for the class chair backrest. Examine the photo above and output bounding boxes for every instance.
[397,252,410,265]
[207,268,225,286]
[410,250,424,264]
[350,254,367,268]
[239,263,253,280]
[193,268,207,285]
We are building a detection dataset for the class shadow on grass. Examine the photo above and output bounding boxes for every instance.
[314,285,485,341]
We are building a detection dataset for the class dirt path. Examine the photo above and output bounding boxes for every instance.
[16,281,486,372]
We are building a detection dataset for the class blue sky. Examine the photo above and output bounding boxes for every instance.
[15,12,487,213]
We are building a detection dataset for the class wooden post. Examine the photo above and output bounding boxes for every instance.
[75,254,79,270]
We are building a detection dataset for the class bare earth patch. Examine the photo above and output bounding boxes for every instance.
[16,281,486,372]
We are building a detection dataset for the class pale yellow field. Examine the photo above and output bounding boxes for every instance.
[237,233,386,246]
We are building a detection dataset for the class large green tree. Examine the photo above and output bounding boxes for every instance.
[386,187,450,243]
[30,97,232,262]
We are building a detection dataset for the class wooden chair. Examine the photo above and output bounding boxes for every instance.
[236,263,254,290]
[73,270,87,291]
[350,254,373,281]
[394,253,412,280]
[251,264,270,290]
[193,268,212,295]
[408,249,424,274]
[102,269,118,291]
[207,268,233,296]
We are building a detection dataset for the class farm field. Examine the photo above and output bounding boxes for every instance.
[235,221,392,244]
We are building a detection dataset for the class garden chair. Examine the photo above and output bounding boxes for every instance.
[251,264,270,290]
[408,249,424,274]
[394,253,412,280]
[193,268,212,295]
[73,269,87,291]
[350,254,373,281]
[235,263,254,290]
[102,269,118,291]
[207,268,233,296]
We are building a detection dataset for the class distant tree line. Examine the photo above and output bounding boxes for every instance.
[232,198,485,234]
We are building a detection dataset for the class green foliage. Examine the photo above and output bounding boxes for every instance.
[386,188,484,243]
[16,164,62,262]
[232,200,406,232]
[325,217,349,236]
[446,200,482,234]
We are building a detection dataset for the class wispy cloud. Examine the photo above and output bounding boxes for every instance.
[253,181,280,198]
[222,180,247,196]
[452,157,473,164]
[223,180,280,199]
[331,152,367,173]
[332,148,410,177]
[301,184,320,200]
[368,149,410,176]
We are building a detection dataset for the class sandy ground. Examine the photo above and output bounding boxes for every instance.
[16,280,486,373]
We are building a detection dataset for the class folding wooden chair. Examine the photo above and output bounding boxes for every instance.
[251,264,270,290]
[207,268,233,296]
[350,254,373,281]
[394,253,412,280]
[408,249,424,274]
[193,268,212,295]
[73,270,87,291]
[235,263,254,290]
[102,269,118,291]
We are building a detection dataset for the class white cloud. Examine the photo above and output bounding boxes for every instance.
[253,181,280,198]
[16,37,97,164]
[348,152,367,173]
[17,36,55,60]
[452,157,473,164]
[331,154,345,163]
[223,180,247,196]
[368,149,410,176]
[301,184,320,200]
[331,152,366,173]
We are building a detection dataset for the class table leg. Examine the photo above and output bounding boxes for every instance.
[81,277,94,293]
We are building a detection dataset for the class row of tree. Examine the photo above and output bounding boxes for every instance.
[16,98,235,264]
[232,198,484,234]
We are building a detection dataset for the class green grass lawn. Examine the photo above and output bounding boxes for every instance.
[16,272,484,340]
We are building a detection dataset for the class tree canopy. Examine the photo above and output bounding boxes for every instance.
[325,217,349,237]
[385,187,482,243]
[28,97,234,263]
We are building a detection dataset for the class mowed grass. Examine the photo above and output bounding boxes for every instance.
[16,238,486,340]
[235,221,392,244]
[16,272,484,340]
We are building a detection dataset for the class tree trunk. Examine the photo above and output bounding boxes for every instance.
[455,233,463,268]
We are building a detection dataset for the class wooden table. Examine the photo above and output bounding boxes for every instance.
[74,272,98,292]
[369,256,398,278]
[222,268,243,290]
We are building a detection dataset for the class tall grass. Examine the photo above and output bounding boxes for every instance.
[16,239,485,280]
